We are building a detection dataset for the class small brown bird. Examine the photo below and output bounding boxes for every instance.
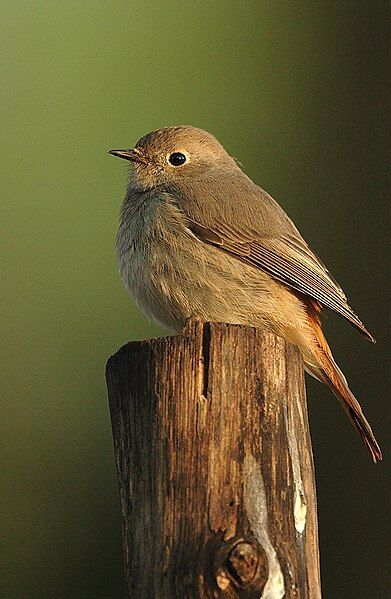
[110,125,382,462]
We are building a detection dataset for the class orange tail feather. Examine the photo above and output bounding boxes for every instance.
[306,300,382,463]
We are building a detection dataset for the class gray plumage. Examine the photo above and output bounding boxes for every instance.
[110,125,381,462]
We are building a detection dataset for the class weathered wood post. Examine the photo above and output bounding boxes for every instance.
[106,319,321,598]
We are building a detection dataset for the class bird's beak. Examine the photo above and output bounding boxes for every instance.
[108,148,143,162]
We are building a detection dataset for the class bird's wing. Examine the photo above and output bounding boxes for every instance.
[186,217,375,342]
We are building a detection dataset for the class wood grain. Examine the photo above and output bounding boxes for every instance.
[106,319,321,598]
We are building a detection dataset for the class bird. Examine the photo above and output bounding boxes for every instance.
[109,125,382,462]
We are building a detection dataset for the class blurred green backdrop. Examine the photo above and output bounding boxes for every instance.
[1,2,389,597]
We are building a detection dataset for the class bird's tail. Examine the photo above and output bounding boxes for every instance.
[305,302,382,463]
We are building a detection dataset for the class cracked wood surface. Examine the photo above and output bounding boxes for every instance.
[106,320,321,598]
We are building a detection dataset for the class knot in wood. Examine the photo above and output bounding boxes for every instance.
[226,540,267,589]
[227,542,258,584]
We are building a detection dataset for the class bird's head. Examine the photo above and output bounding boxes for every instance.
[109,125,237,190]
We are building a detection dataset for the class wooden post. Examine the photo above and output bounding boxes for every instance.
[106,319,321,598]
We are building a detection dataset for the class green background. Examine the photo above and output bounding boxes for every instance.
[1,2,389,597]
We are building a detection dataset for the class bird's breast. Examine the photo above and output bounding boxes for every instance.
[116,193,198,329]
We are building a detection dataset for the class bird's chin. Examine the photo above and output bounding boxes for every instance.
[128,163,165,192]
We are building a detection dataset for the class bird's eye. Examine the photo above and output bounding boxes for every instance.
[168,152,187,166]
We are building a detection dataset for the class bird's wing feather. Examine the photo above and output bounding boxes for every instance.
[185,216,375,342]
